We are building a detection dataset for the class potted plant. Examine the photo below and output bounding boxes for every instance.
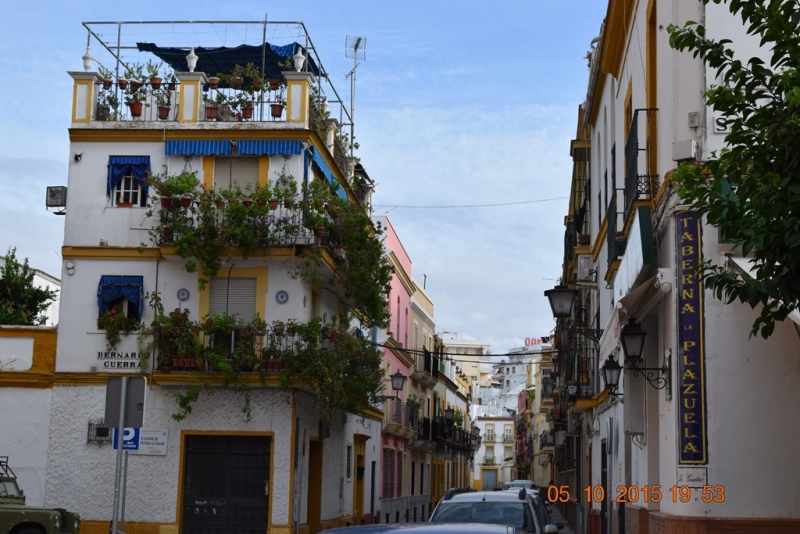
[203,93,219,120]
[97,308,139,351]
[154,88,171,120]
[305,210,328,238]
[208,76,220,89]
[166,72,178,91]
[147,168,200,209]
[270,98,285,119]
[99,66,114,90]
[116,193,133,208]
[124,89,149,118]
[97,89,119,122]
[146,60,163,89]
[124,63,146,92]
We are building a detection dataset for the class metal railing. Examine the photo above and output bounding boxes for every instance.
[624,109,659,223]
[606,191,626,266]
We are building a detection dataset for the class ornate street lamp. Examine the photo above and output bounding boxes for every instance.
[620,319,647,363]
[544,285,577,319]
[601,357,622,395]
[389,371,407,399]
[445,407,455,424]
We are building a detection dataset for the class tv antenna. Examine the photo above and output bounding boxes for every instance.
[345,35,366,158]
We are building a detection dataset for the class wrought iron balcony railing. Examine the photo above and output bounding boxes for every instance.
[624,109,659,223]
[606,191,626,266]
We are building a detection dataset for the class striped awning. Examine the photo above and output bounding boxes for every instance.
[165,140,232,156]
[237,140,302,156]
[311,148,347,200]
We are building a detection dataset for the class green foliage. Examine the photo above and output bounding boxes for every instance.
[667,0,800,338]
[146,168,200,198]
[0,248,58,326]
[97,309,139,351]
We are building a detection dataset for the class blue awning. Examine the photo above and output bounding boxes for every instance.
[97,275,144,316]
[107,156,150,198]
[237,140,302,156]
[165,140,232,156]
[311,148,347,200]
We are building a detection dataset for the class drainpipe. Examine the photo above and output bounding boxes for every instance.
[583,26,605,126]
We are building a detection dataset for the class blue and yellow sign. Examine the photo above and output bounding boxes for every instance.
[676,211,708,464]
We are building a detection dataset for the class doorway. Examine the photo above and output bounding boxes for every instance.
[600,440,607,534]
[181,435,270,534]
[307,439,323,534]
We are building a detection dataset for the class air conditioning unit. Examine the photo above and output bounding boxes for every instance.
[555,430,567,446]
[333,247,346,261]
[577,255,593,282]
[542,369,551,378]
[567,414,579,434]
[46,186,67,208]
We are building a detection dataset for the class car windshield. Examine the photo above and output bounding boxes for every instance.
[0,480,21,497]
[431,502,535,532]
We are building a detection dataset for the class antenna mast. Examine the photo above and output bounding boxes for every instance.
[345,35,366,158]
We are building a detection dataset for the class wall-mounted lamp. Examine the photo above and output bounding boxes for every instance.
[544,285,577,319]
[600,320,671,397]
[379,371,406,402]
[74,151,83,162]
[65,261,75,276]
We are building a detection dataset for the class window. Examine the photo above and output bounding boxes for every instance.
[512,366,515,374]
[411,461,416,496]
[97,275,143,321]
[397,452,403,497]
[486,446,495,462]
[107,156,150,207]
[383,449,394,499]
[420,463,425,495]
[114,172,147,207]
[505,447,512,460]
[347,445,352,479]
[214,157,259,191]
[209,276,257,353]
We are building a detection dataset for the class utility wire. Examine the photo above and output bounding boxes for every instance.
[373,197,568,209]
[368,340,548,360]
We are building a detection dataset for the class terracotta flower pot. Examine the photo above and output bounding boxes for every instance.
[208,77,219,89]
[241,106,254,119]
[270,104,284,118]
[168,82,177,91]
[128,102,143,117]
[269,199,279,210]
[157,106,170,120]
[269,79,281,90]
[150,77,162,89]
[242,199,253,208]
[314,226,325,238]
[160,197,173,210]
[129,80,141,92]
[231,76,243,89]
[102,78,113,90]
[118,78,128,90]
[284,198,295,209]
[180,197,191,208]
[205,105,219,120]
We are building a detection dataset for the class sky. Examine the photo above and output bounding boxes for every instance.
[1,1,608,355]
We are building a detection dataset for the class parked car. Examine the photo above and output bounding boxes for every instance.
[499,484,562,531]
[502,480,539,496]
[429,488,558,534]
[324,524,519,534]
[0,457,81,534]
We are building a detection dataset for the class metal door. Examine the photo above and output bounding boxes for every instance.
[182,435,270,534]
[481,469,497,490]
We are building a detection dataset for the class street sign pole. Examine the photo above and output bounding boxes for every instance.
[111,376,128,534]
[120,451,128,531]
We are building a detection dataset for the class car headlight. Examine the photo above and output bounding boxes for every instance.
[75,519,80,531]
[54,515,61,530]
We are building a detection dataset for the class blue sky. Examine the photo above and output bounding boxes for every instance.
[1,1,607,354]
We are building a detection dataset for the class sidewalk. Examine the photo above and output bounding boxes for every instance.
[547,505,575,534]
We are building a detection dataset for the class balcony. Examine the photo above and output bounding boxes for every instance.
[624,109,659,224]
[502,435,513,443]
[409,416,437,452]
[483,457,497,465]
[410,348,439,389]
[484,433,496,443]
[606,191,626,267]
[383,398,419,440]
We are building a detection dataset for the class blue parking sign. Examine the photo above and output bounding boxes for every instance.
[112,427,140,451]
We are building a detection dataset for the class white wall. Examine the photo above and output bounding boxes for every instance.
[0,388,52,506]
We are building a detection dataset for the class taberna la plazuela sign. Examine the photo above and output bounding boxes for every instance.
[676,211,708,464]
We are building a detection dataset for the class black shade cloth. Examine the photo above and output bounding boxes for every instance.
[136,42,320,81]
